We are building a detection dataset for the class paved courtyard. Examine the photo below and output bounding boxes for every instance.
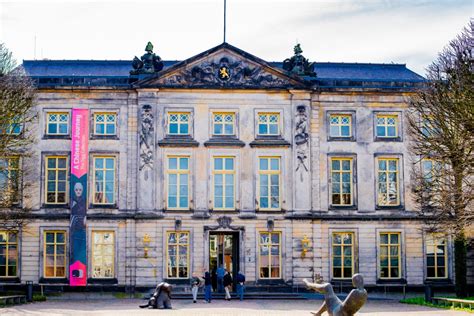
[1,299,471,316]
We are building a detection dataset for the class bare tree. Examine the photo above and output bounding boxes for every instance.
[0,43,36,230]
[407,21,473,297]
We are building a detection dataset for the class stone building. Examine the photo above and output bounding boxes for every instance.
[1,41,457,292]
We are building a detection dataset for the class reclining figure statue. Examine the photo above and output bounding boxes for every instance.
[303,274,367,316]
[139,282,172,309]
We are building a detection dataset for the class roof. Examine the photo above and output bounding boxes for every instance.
[22,44,425,90]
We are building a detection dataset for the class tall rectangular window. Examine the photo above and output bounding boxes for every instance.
[166,231,189,278]
[46,112,69,135]
[93,156,115,205]
[332,232,354,279]
[259,232,281,279]
[45,156,68,204]
[379,232,401,279]
[168,112,190,135]
[330,158,353,206]
[0,157,20,204]
[44,231,66,278]
[213,157,235,210]
[376,114,398,138]
[258,157,280,210]
[258,113,280,136]
[426,234,447,279]
[0,231,18,277]
[93,113,117,136]
[213,113,235,136]
[329,114,352,138]
[377,158,400,206]
[91,231,115,278]
[167,156,189,209]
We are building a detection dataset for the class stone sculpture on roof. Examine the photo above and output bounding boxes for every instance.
[283,44,316,77]
[131,41,164,75]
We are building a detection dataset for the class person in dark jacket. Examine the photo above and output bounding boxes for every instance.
[223,270,233,301]
[235,271,246,301]
[204,271,212,303]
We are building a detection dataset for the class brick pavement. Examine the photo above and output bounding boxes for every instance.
[1,299,471,316]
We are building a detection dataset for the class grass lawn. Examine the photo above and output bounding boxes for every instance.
[400,296,474,313]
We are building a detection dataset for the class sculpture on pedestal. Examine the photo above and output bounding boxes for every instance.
[131,42,164,75]
[283,44,316,77]
[303,274,367,316]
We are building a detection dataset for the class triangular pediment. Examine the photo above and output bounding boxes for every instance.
[135,43,308,89]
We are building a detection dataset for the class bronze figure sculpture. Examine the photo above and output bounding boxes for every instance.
[303,274,367,316]
[139,282,172,309]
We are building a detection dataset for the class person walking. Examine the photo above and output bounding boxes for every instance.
[223,270,233,301]
[204,271,212,303]
[190,273,203,303]
[235,271,246,301]
[216,265,225,293]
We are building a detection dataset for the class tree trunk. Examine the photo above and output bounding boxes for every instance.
[454,231,467,297]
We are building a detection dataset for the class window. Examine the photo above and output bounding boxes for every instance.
[258,113,279,136]
[377,158,400,206]
[426,234,447,279]
[166,231,189,278]
[0,157,20,204]
[44,231,66,278]
[213,113,235,136]
[330,158,353,206]
[91,231,114,278]
[167,156,189,209]
[329,114,351,138]
[93,156,115,205]
[332,232,354,279]
[422,159,442,183]
[46,112,69,135]
[45,156,68,204]
[168,112,190,135]
[376,114,398,138]
[259,232,281,279]
[258,157,280,210]
[0,231,18,277]
[213,157,235,210]
[379,232,401,279]
[93,113,117,136]
[0,119,21,135]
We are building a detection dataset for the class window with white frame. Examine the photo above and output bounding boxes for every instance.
[93,113,117,136]
[259,231,281,279]
[329,114,352,138]
[167,156,189,209]
[46,112,69,135]
[213,113,235,136]
[376,114,398,138]
[376,157,400,206]
[213,157,235,210]
[258,113,280,136]
[168,112,190,135]
[330,158,353,206]
[93,156,115,205]
[258,157,280,210]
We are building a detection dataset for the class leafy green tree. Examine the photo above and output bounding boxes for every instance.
[408,22,473,297]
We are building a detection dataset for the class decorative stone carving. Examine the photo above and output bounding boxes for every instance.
[139,105,154,179]
[161,57,291,88]
[205,216,242,231]
[131,42,164,75]
[283,44,316,77]
[295,105,309,173]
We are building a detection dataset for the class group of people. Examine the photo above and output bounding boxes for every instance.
[191,266,246,303]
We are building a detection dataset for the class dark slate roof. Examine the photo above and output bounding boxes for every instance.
[23,58,425,90]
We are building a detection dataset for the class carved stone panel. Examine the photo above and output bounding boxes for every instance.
[139,104,154,180]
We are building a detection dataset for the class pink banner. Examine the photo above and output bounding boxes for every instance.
[70,108,89,287]
[71,109,89,178]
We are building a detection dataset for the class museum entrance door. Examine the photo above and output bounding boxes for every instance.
[209,232,239,289]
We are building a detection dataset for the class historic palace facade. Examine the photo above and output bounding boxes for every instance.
[2,42,457,291]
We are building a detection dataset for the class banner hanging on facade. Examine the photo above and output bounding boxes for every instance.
[69,109,89,286]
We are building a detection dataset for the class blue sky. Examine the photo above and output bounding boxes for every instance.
[0,0,472,76]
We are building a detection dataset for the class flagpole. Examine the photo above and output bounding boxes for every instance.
[223,0,227,43]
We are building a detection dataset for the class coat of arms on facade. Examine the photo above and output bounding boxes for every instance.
[218,58,231,81]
